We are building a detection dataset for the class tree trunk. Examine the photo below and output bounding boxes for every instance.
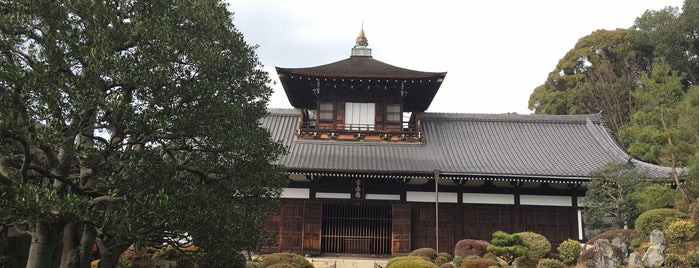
[26,221,58,268]
[78,225,97,268]
[660,108,691,206]
[96,238,130,268]
[59,222,79,268]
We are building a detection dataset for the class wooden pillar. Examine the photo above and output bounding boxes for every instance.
[513,182,521,232]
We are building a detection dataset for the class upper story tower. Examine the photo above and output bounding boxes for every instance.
[275,28,447,142]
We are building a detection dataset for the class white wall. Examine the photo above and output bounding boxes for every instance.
[463,193,514,205]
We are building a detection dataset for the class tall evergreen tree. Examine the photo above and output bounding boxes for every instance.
[619,59,692,205]
[0,1,287,267]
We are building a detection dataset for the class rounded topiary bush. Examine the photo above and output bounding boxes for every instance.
[453,239,490,258]
[536,258,564,268]
[634,208,687,236]
[409,247,438,261]
[513,256,536,268]
[459,257,497,268]
[258,252,313,268]
[386,256,438,268]
[515,231,551,259]
[668,219,696,242]
[556,239,581,265]
[439,263,454,268]
[435,252,451,266]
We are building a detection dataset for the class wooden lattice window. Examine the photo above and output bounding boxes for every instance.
[318,101,334,122]
[386,104,401,123]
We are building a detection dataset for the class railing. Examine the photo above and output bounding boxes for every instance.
[299,122,420,134]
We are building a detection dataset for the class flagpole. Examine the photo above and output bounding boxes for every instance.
[434,170,440,253]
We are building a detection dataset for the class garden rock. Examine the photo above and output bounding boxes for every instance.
[642,230,666,268]
[593,239,622,268]
[627,252,643,268]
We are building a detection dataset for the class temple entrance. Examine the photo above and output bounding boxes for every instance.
[321,203,392,255]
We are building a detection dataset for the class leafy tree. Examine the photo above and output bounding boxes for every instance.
[618,59,693,205]
[581,162,652,231]
[487,231,526,267]
[528,29,650,136]
[677,85,699,197]
[630,184,680,212]
[0,1,286,267]
[633,0,699,86]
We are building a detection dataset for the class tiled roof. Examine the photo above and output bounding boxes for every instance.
[261,109,680,181]
[276,56,446,79]
[275,57,447,112]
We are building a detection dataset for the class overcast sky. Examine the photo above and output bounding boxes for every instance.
[227,0,684,114]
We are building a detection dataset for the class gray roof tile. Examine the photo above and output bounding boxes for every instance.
[261,109,680,180]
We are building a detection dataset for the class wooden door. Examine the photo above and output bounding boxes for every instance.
[392,203,411,256]
[302,201,322,255]
[280,201,304,252]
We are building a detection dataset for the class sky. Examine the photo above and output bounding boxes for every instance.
[227,0,684,114]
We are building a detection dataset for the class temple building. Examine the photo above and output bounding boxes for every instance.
[259,29,676,257]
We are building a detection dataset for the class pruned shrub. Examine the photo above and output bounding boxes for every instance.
[459,257,497,268]
[667,219,696,242]
[513,256,536,268]
[437,252,451,260]
[664,253,681,268]
[267,264,294,268]
[258,252,313,268]
[487,231,526,266]
[439,263,454,268]
[515,231,551,259]
[386,256,438,268]
[453,239,490,258]
[536,258,564,268]
[435,252,451,266]
[556,239,581,265]
[688,251,699,268]
[409,247,438,261]
[634,208,687,236]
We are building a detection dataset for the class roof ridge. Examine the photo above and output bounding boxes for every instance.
[420,112,603,124]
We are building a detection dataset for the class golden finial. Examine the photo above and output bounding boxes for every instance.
[355,24,368,47]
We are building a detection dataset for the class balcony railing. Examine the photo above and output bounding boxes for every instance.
[297,118,422,142]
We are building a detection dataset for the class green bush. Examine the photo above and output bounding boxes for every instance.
[267,264,295,268]
[515,231,551,259]
[386,256,438,268]
[487,231,526,265]
[634,208,687,236]
[688,252,699,268]
[437,252,452,261]
[459,257,497,268]
[117,258,133,268]
[513,256,536,268]
[453,239,490,258]
[664,253,681,268]
[556,239,580,265]
[439,263,454,268]
[258,252,313,268]
[435,253,451,266]
[668,219,696,242]
[409,248,438,261]
[536,258,564,268]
